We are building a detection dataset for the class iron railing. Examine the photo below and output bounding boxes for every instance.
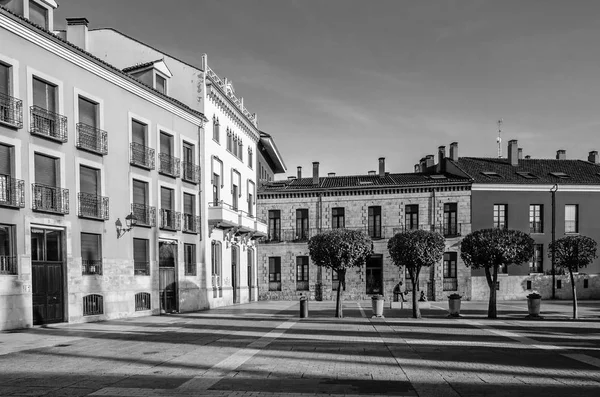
[76,123,108,155]
[135,292,151,311]
[182,162,200,183]
[182,214,200,234]
[131,203,156,227]
[30,105,68,142]
[158,153,180,178]
[0,256,17,275]
[82,259,102,275]
[134,261,150,276]
[159,209,181,231]
[432,223,464,238]
[130,142,155,169]
[0,92,23,128]
[0,174,25,208]
[32,183,69,214]
[83,294,103,316]
[443,278,458,291]
[78,192,109,220]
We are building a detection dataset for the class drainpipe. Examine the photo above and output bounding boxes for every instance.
[550,184,558,299]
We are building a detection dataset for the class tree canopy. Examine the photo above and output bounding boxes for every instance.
[308,229,373,272]
[548,235,597,273]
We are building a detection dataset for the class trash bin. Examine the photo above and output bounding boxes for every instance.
[371,295,384,318]
[299,296,308,318]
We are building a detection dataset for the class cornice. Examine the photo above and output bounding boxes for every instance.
[472,184,600,192]
[207,84,260,143]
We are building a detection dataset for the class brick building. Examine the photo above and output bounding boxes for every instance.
[257,158,473,302]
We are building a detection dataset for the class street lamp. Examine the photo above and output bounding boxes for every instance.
[116,212,138,238]
[550,184,558,299]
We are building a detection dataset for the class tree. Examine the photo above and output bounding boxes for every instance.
[308,229,372,318]
[548,235,597,319]
[460,228,534,318]
[387,230,445,318]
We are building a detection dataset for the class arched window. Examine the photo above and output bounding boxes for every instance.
[213,116,220,143]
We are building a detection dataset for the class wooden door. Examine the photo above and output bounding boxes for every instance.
[31,228,64,325]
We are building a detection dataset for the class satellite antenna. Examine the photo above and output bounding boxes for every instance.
[497,119,503,158]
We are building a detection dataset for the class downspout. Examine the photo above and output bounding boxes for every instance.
[431,188,436,230]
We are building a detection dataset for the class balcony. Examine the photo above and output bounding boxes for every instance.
[76,123,108,155]
[32,184,69,214]
[0,92,23,129]
[131,203,156,227]
[182,213,200,234]
[0,175,25,208]
[263,228,314,243]
[160,208,181,231]
[30,105,67,142]
[78,192,109,220]
[208,201,239,229]
[82,259,102,275]
[238,210,255,233]
[158,153,180,178]
[130,142,155,170]
[432,223,469,238]
[134,261,150,276]
[182,162,200,184]
[443,278,458,291]
[0,256,17,275]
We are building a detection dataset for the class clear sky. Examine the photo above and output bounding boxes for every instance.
[56,0,600,177]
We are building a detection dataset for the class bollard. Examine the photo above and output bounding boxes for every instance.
[299,296,308,318]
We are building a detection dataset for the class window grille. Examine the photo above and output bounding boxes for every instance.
[83,294,103,316]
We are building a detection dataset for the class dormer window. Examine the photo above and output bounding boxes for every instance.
[29,0,49,29]
[481,171,502,178]
[155,73,167,95]
[123,59,172,95]
[516,172,538,179]
[549,172,569,179]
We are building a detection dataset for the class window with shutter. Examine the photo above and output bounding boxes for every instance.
[0,144,11,176]
[32,77,56,112]
[34,153,57,186]
[160,187,173,210]
[160,132,172,156]
[184,193,194,216]
[78,96,98,128]
[0,63,10,96]
[183,142,193,164]
[132,179,147,205]
[131,120,146,145]
[81,233,100,261]
[79,165,99,195]
[133,238,149,275]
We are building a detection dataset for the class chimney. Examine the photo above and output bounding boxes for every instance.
[588,151,599,164]
[525,155,531,159]
[297,166,302,179]
[449,142,458,161]
[66,18,89,51]
[328,172,336,177]
[518,148,523,160]
[425,155,434,168]
[378,157,385,178]
[414,164,420,173]
[419,157,427,171]
[507,140,518,166]
[368,170,376,176]
[312,162,319,185]
[438,146,446,172]
[556,150,566,160]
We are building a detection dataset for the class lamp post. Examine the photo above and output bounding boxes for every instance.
[550,184,558,299]
[116,212,138,238]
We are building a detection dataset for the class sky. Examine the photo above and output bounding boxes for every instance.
[56,0,600,178]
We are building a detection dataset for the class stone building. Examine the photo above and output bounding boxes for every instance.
[257,157,473,302]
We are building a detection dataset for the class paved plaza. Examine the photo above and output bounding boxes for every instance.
[0,300,599,397]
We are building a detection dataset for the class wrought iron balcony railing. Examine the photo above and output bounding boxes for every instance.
[0,256,17,275]
[30,105,68,142]
[130,142,155,170]
[432,223,464,238]
[160,208,181,231]
[443,278,458,291]
[78,192,109,220]
[529,221,543,234]
[134,261,150,276]
[0,92,23,128]
[82,259,102,275]
[182,213,200,234]
[181,161,200,183]
[76,123,108,155]
[264,228,314,243]
[0,174,25,208]
[159,153,180,178]
[131,203,156,227]
[32,183,69,214]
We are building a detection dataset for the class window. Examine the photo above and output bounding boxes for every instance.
[529,205,543,233]
[0,224,16,275]
[182,141,197,183]
[248,192,254,216]
[211,241,222,287]
[81,233,101,275]
[183,193,197,233]
[130,119,154,169]
[232,182,239,211]
[443,252,457,291]
[213,116,220,143]
[32,76,56,112]
[227,129,233,152]
[237,140,243,161]
[83,294,103,316]
[405,204,418,230]
[0,62,21,128]
[33,153,68,214]
[368,206,382,238]
[29,0,48,29]
[269,257,281,291]
[0,144,23,208]
[529,244,543,273]
[133,238,149,275]
[247,248,254,287]
[79,165,107,219]
[212,173,220,205]
[332,207,345,229]
[565,205,578,233]
[159,132,178,177]
[132,179,153,227]
[160,187,177,230]
[155,74,167,94]
[78,96,98,128]
[135,292,151,311]
[248,147,253,169]
[493,204,507,229]
[0,62,11,97]
[296,209,309,240]
[296,256,309,291]
[184,243,196,275]
[268,210,281,241]
[443,203,458,236]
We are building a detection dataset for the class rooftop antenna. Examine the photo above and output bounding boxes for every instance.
[496,119,503,158]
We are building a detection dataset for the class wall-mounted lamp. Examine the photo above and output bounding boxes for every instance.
[116,213,138,239]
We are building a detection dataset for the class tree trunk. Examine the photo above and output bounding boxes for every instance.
[412,268,421,319]
[335,269,345,318]
[569,269,578,320]
[485,265,498,319]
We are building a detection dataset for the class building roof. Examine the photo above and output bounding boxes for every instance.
[258,131,286,174]
[259,172,471,193]
[453,157,600,184]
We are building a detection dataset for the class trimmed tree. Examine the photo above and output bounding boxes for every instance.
[460,228,534,318]
[548,235,597,319]
[308,229,372,318]
[387,230,445,318]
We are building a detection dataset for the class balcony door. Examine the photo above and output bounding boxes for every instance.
[31,227,64,325]
[80,165,100,218]
[34,153,59,211]
[158,241,177,313]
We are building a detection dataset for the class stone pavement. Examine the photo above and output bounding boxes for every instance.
[0,300,599,396]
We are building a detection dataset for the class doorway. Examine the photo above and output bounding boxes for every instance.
[159,241,177,313]
[232,245,239,303]
[365,255,383,295]
[31,227,64,325]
